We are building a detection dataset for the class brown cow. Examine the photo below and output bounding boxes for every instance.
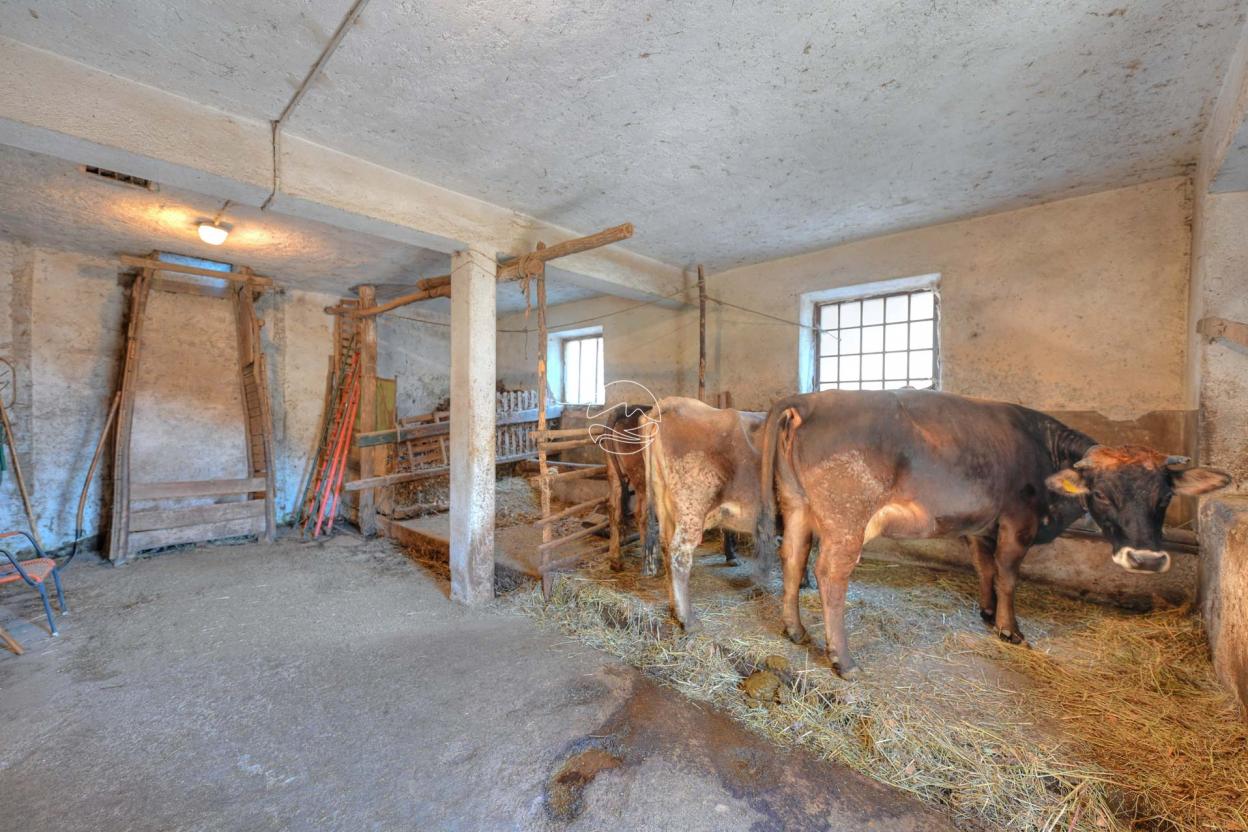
[642,397,767,631]
[756,389,1231,677]
[600,403,741,577]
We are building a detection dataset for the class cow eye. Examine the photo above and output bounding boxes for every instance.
[1092,490,1108,503]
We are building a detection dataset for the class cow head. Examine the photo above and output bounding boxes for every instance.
[1046,445,1231,574]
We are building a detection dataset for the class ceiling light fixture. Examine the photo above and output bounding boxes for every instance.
[197,198,234,246]
[198,222,230,245]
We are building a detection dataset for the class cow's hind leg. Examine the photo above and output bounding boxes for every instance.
[800,537,820,589]
[667,523,704,633]
[967,533,998,624]
[780,509,814,644]
[640,493,662,577]
[722,530,738,565]
[813,532,862,678]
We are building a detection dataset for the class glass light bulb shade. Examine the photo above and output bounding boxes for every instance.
[198,222,229,245]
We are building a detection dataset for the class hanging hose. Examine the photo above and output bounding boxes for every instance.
[66,393,121,567]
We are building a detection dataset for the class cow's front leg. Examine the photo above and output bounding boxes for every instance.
[722,530,738,565]
[814,534,861,678]
[667,525,703,633]
[967,533,998,624]
[992,523,1033,645]
[640,494,662,577]
[779,510,814,644]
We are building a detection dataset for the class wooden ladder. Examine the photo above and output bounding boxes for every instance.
[107,257,277,563]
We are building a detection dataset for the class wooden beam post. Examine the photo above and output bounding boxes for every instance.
[232,284,278,543]
[108,269,153,562]
[449,248,498,604]
[496,224,633,282]
[697,264,707,402]
[355,285,381,536]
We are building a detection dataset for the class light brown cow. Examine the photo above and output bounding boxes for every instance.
[642,397,766,631]
[601,403,742,576]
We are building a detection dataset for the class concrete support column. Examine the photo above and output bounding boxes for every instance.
[449,247,497,604]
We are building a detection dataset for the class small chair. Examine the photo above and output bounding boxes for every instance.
[0,530,70,637]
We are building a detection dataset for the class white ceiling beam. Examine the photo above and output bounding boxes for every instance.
[0,36,684,302]
[1200,21,1248,194]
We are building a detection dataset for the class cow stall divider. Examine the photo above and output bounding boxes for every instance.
[508,230,648,599]
[319,225,634,593]
[106,254,278,563]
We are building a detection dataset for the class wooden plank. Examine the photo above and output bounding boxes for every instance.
[535,496,608,528]
[128,514,266,555]
[355,405,563,447]
[343,452,535,491]
[539,437,598,452]
[530,426,594,440]
[497,224,633,282]
[150,276,231,299]
[131,477,266,501]
[538,519,610,553]
[534,258,554,598]
[109,268,152,562]
[120,254,273,287]
[697,263,707,401]
[356,285,380,536]
[130,500,265,532]
[529,465,607,484]
[326,283,452,318]
[418,274,451,291]
[0,396,42,550]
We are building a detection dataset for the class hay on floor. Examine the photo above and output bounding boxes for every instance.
[515,550,1248,832]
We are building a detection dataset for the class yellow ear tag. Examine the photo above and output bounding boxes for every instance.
[1062,480,1080,494]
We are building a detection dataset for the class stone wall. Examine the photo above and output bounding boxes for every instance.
[0,238,342,552]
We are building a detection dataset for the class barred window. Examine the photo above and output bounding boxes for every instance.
[816,289,939,391]
[562,335,605,405]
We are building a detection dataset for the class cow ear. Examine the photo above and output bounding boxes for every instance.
[1046,468,1089,496]
[1171,466,1232,496]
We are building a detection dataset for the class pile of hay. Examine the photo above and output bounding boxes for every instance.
[515,553,1248,832]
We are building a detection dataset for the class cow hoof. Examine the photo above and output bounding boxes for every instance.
[996,628,1026,646]
[724,556,739,567]
[609,560,625,573]
[833,661,860,680]
[785,625,809,645]
[979,608,995,624]
[640,564,660,578]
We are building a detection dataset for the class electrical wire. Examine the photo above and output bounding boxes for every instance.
[388,281,830,335]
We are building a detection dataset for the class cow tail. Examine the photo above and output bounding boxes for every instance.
[756,398,809,583]
[754,404,788,580]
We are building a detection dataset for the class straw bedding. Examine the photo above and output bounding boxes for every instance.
[514,548,1248,832]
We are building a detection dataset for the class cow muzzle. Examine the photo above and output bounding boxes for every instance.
[1112,547,1171,574]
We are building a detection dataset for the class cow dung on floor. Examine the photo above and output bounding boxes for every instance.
[514,548,1248,832]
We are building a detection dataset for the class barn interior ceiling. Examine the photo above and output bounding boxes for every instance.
[0,0,1245,272]
[0,145,596,310]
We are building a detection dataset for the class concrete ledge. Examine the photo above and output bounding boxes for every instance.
[1198,495,1248,711]
[865,534,1197,611]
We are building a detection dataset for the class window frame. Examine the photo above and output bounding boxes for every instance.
[813,285,941,393]
[560,333,605,406]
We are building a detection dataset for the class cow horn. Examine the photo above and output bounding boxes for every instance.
[1165,455,1192,471]
[1072,445,1103,470]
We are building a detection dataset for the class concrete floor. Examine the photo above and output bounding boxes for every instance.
[0,535,955,832]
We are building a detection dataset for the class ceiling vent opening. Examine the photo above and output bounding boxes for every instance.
[80,165,157,192]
